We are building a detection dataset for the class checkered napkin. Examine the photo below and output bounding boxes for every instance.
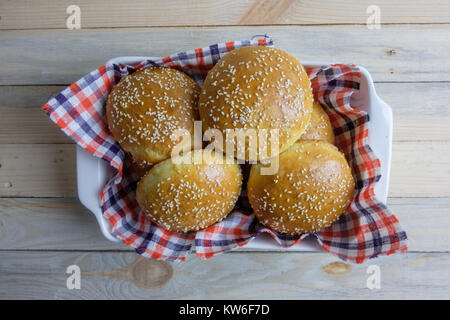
[43,38,407,263]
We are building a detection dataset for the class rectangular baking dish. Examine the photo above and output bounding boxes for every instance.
[77,57,393,250]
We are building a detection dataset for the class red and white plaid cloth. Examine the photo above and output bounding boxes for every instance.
[43,38,407,263]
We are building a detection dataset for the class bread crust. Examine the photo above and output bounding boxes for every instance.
[248,141,355,234]
[199,46,313,161]
[136,150,242,232]
[106,67,200,166]
[300,101,335,144]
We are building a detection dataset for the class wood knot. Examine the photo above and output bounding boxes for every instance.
[322,261,351,275]
[3,182,12,188]
[386,49,397,56]
[89,256,174,290]
[131,257,173,289]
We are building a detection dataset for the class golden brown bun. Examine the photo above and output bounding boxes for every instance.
[199,46,313,161]
[300,101,335,144]
[106,67,200,166]
[136,150,242,233]
[247,141,355,235]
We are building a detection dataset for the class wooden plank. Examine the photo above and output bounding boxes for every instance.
[0,144,76,197]
[376,82,450,117]
[0,197,446,252]
[0,85,63,108]
[377,83,450,141]
[0,251,449,299]
[1,0,449,30]
[1,25,450,84]
[393,116,450,142]
[0,107,72,144]
[3,82,450,143]
[0,198,129,251]
[2,107,449,144]
[0,141,449,197]
[388,198,450,252]
[390,141,450,198]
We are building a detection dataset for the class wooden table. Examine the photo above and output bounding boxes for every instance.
[1,0,449,299]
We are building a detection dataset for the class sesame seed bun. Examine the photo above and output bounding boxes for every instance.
[198,46,313,162]
[136,149,242,233]
[106,67,200,166]
[299,101,335,144]
[247,141,355,235]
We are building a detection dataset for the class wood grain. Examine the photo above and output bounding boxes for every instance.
[0,251,449,299]
[1,25,450,85]
[0,107,71,144]
[1,0,449,30]
[390,141,450,197]
[0,197,447,251]
[0,144,76,197]
[237,0,297,25]
[0,85,63,108]
[388,198,450,252]
[393,116,450,142]
[0,198,129,250]
[376,82,450,117]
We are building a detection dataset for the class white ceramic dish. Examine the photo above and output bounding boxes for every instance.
[77,56,393,250]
